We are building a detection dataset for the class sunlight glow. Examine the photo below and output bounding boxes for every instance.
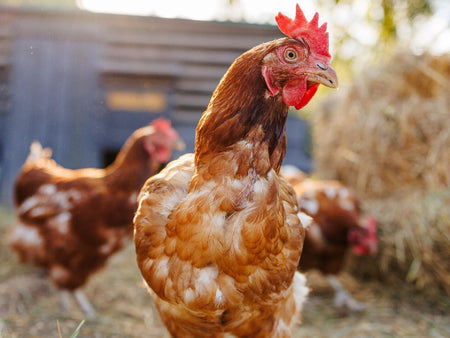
[76,0,223,19]
[76,0,316,23]
[76,0,449,54]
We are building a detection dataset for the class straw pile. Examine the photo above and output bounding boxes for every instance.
[311,51,450,294]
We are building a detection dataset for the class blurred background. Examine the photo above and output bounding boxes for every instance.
[0,0,448,204]
[0,0,449,337]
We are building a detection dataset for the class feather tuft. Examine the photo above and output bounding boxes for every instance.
[27,141,52,162]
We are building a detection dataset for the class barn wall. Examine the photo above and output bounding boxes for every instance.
[0,7,311,205]
[0,10,101,203]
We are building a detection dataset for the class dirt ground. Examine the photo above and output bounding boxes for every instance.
[1,206,449,338]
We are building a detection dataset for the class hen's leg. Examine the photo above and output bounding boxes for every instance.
[73,289,95,318]
[59,289,71,314]
[326,275,365,311]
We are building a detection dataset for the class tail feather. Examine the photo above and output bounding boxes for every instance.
[27,141,52,162]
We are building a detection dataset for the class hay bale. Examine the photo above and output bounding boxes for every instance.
[365,190,450,294]
[311,51,450,293]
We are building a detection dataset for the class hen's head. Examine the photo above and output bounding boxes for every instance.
[348,215,378,256]
[262,4,338,109]
[143,117,185,163]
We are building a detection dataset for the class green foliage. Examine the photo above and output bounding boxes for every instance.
[317,0,435,81]
[70,320,85,338]
[56,320,85,338]
[380,0,397,41]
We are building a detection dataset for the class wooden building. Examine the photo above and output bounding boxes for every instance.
[0,7,312,204]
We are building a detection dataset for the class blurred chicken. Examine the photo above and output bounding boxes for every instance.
[8,118,184,317]
[281,165,378,311]
[134,4,338,337]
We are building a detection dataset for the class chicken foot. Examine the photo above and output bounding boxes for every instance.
[59,289,95,318]
[327,275,366,312]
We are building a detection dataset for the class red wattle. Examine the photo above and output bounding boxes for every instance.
[297,83,319,110]
[282,78,306,108]
[282,79,319,110]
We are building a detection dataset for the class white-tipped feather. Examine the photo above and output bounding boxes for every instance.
[27,141,52,162]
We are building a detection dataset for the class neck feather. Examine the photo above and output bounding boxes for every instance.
[194,43,289,175]
[105,137,153,190]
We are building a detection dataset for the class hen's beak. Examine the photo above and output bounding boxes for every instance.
[306,63,339,89]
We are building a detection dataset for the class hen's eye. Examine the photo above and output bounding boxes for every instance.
[284,49,298,62]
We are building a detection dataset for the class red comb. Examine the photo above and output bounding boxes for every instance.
[150,117,172,130]
[276,4,330,57]
[365,215,377,233]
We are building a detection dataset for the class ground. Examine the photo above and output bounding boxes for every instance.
[0,206,449,337]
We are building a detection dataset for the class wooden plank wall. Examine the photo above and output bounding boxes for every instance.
[0,10,13,202]
[97,15,311,168]
[0,9,102,203]
[98,14,283,155]
[0,11,12,68]
[99,15,282,118]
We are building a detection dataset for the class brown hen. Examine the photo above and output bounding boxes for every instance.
[134,4,338,337]
[8,118,184,317]
[281,165,378,311]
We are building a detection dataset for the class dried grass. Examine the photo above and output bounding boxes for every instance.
[1,201,449,336]
[312,51,450,293]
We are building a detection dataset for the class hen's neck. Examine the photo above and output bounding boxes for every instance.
[104,139,154,191]
[195,43,288,176]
